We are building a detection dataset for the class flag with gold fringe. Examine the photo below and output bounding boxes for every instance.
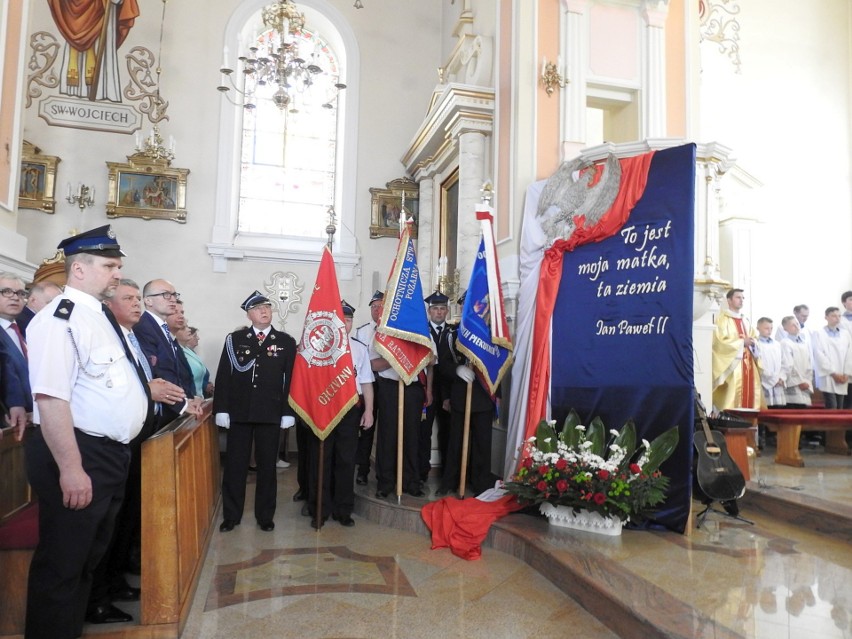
[289,247,359,440]
[457,206,514,394]
[374,223,433,383]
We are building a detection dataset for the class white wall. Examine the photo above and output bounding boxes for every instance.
[699,0,852,327]
[16,0,441,371]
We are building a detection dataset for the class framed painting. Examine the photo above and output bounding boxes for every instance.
[18,140,60,213]
[106,153,189,223]
[369,177,419,239]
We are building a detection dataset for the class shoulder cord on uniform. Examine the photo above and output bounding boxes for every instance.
[447,328,460,365]
[226,333,255,373]
[66,326,107,380]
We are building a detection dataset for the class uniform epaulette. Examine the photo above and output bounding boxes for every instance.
[53,299,74,320]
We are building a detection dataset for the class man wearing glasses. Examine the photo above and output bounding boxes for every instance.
[134,279,199,426]
[0,273,31,439]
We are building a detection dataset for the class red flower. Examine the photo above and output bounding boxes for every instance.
[593,492,606,505]
[629,463,641,474]
[536,480,548,492]
[556,479,568,493]
[522,457,533,469]
[538,465,550,476]
[555,458,568,471]
[597,469,610,481]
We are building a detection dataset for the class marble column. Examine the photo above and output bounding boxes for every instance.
[642,0,669,139]
[454,129,488,285]
[417,177,437,293]
[560,0,589,160]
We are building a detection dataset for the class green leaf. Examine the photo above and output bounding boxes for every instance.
[586,416,606,457]
[643,426,680,473]
[612,419,637,461]
[535,420,557,454]
[561,409,582,448]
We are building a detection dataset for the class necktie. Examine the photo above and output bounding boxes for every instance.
[129,331,161,415]
[257,331,265,342]
[162,322,177,354]
[9,321,27,359]
[103,304,152,402]
[127,332,152,381]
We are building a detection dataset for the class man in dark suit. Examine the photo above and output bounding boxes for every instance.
[0,272,32,439]
[214,291,297,532]
[86,279,186,621]
[134,278,198,426]
[17,281,62,335]
[422,291,453,484]
[437,294,499,497]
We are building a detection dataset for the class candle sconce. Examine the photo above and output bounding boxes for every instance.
[540,57,566,97]
[67,183,95,212]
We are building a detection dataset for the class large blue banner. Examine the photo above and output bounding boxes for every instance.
[551,143,696,532]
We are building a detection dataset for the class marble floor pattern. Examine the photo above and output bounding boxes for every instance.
[109,444,851,639]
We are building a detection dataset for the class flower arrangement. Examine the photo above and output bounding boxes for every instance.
[504,410,680,524]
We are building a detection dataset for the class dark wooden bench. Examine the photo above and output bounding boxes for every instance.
[0,427,37,637]
[727,408,852,467]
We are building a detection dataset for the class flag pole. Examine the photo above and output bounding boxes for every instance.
[314,206,338,531]
[457,380,473,498]
[396,379,404,503]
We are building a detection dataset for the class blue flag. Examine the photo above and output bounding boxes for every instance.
[457,226,513,395]
[375,225,433,383]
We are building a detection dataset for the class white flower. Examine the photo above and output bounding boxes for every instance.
[641,438,650,449]
[548,419,557,427]
[609,429,620,437]
[575,425,586,431]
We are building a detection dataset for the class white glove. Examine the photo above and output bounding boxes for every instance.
[215,412,230,428]
[281,416,296,429]
[456,365,475,384]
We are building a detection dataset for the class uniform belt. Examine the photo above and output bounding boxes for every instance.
[32,424,128,447]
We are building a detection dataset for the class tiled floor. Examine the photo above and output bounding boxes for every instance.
[102,444,852,639]
[181,469,617,639]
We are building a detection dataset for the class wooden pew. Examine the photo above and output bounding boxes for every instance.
[0,427,36,638]
[727,408,852,467]
[1,405,219,639]
[140,402,219,635]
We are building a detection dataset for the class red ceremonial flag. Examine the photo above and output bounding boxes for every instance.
[288,247,359,441]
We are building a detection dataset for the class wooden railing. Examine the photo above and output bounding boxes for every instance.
[140,402,220,634]
[0,427,36,638]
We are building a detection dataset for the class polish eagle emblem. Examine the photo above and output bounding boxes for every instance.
[537,153,621,246]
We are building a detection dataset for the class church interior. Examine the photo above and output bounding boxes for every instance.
[1,1,851,638]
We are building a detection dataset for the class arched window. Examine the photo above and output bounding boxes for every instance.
[210,0,360,277]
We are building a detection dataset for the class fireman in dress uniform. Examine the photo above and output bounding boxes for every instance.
[214,291,297,532]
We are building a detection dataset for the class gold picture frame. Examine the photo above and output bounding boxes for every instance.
[18,140,60,213]
[369,177,419,239]
[106,153,189,223]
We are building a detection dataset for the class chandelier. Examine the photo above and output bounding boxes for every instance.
[218,0,346,111]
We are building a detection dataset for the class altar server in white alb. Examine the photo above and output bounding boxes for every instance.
[812,306,852,409]
[780,316,814,408]
[755,317,790,408]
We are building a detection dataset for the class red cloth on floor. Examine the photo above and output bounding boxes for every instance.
[421,494,524,561]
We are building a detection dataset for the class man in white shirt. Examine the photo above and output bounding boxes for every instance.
[25,225,150,635]
[780,316,814,408]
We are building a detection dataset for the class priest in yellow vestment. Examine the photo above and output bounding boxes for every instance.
[712,288,762,411]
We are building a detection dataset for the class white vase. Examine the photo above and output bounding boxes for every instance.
[539,503,623,536]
